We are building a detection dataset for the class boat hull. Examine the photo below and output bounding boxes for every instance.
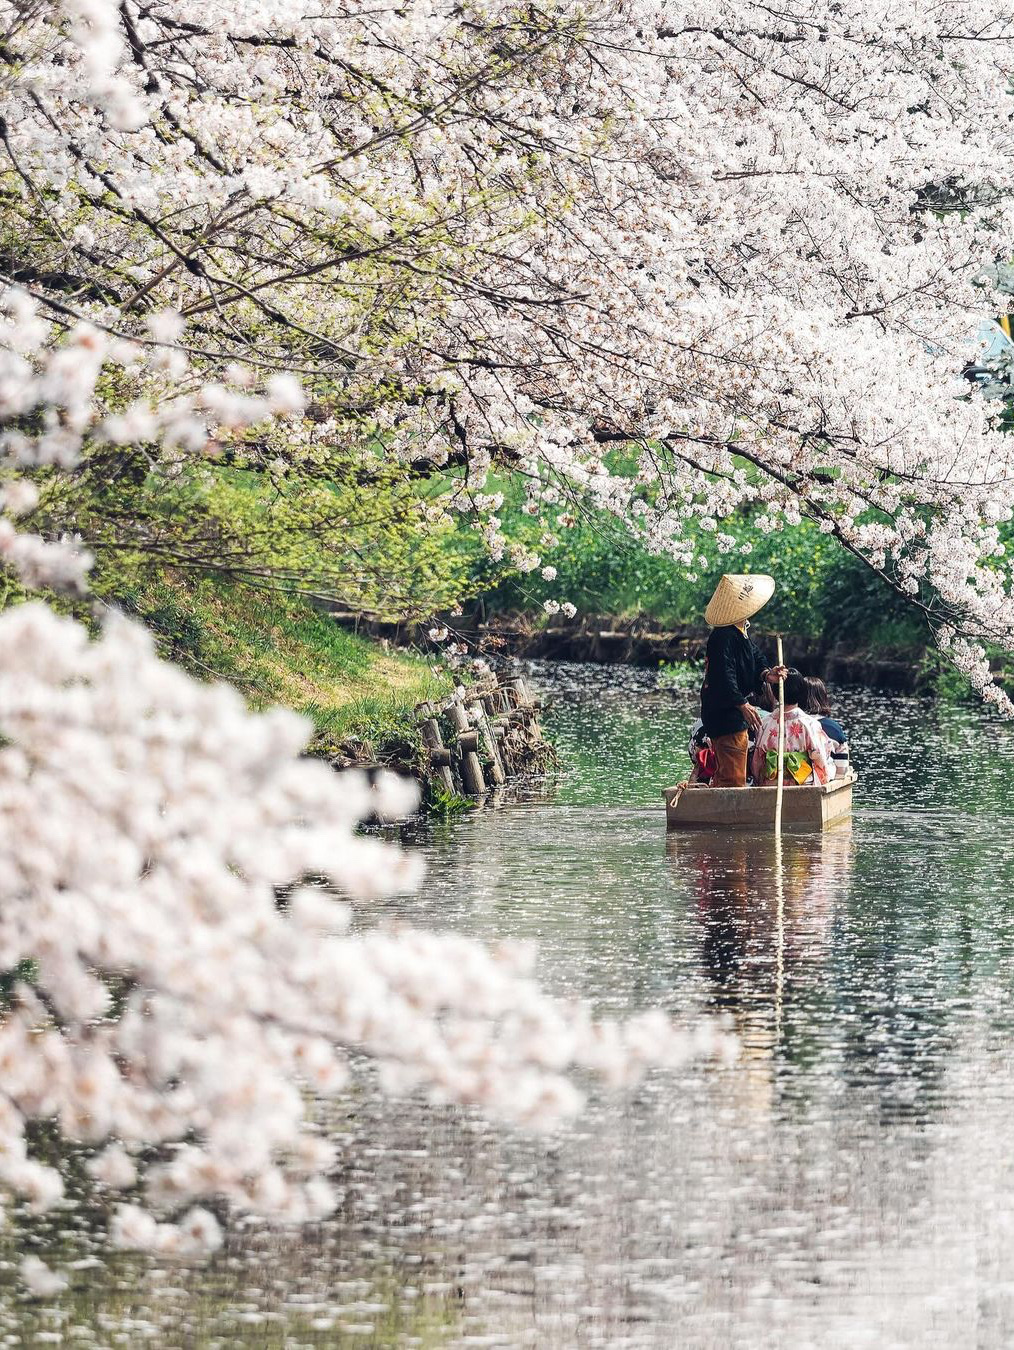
[663,772,855,832]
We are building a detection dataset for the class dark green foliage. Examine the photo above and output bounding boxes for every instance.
[424,782,479,817]
[481,503,926,645]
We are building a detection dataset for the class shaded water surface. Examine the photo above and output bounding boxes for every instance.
[5,663,1014,1348]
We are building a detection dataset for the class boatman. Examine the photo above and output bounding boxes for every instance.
[700,573,788,788]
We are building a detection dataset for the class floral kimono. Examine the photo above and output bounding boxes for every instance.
[751,707,832,786]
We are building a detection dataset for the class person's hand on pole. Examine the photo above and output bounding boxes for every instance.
[740,702,762,733]
[764,665,789,684]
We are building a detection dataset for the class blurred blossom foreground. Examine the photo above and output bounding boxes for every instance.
[0,604,729,1256]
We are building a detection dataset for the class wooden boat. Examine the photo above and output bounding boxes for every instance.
[663,770,856,832]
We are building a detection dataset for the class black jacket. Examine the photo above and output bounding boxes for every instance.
[700,625,770,738]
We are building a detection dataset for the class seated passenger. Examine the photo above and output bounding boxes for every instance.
[802,675,850,778]
[750,670,831,786]
[687,719,716,784]
[802,676,847,746]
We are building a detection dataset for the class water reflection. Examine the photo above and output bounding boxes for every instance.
[667,830,850,1114]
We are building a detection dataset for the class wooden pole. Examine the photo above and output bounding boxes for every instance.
[774,635,785,836]
[474,700,506,786]
[773,636,786,1037]
[417,703,455,794]
[448,697,486,796]
[774,835,785,1040]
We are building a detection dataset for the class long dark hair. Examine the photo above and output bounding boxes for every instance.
[783,669,807,706]
[802,675,832,717]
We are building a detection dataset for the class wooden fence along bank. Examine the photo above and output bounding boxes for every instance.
[416,671,552,798]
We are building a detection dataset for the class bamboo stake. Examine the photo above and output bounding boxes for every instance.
[772,639,786,1041]
[774,833,785,1041]
[774,635,785,836]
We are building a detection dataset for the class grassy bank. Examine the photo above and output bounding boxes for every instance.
[108,574,451,762]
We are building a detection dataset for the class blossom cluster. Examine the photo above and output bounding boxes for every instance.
[0,288,303,593]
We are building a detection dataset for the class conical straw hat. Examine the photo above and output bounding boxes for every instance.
[704,573,775,627]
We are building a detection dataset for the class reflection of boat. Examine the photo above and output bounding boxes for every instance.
[663,771,856,832]
[667,829,852,1112]
[667,829,849,963]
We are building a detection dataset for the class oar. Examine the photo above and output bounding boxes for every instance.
[774,635,785,836]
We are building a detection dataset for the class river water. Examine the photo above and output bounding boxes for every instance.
[390,662,1014,1349]
[6,662,1014,1348]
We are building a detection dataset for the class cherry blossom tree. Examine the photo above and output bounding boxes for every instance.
[0,303,730,1250]
[1,0,1014,1247]
[1,1,1013,696]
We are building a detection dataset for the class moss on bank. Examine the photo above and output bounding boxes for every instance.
[109,575,451,761]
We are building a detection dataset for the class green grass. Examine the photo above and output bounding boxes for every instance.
[109,574,451,758]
